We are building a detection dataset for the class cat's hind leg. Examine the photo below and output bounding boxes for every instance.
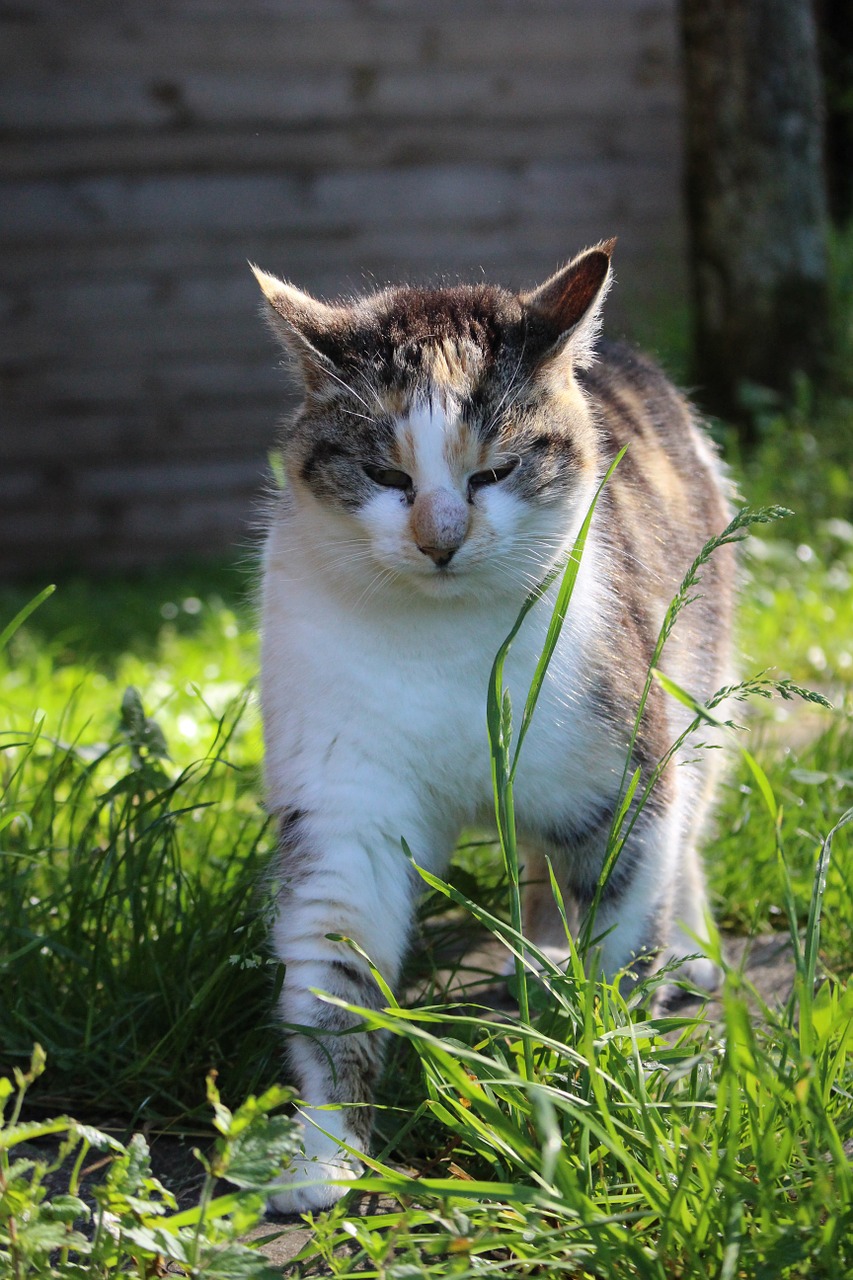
[652,757,724,1001]
[505,844,580,974]
[578,799,719,994]
[654,840,722,1002]
[579,800,721,1010]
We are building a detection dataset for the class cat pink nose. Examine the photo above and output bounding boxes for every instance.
[411,487,469,567]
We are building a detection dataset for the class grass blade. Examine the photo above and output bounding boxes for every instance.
[0,584,56,651]
[510,447,627,779]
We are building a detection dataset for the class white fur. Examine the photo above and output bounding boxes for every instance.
[262,396,715,1213]
[267,1105,363,1215]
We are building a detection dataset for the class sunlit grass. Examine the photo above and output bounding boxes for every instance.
[0,582,279,1120]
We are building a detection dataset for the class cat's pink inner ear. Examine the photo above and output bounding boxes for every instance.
[523,240,615,338]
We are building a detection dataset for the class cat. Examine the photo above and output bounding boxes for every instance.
[251,240,735,1214]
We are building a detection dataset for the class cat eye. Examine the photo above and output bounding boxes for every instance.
[468,459,519,493]
[363,464,413,493]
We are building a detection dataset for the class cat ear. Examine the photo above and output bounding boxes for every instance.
[521,239,615,367]
[250,265,348,388]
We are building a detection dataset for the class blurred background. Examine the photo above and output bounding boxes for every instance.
[0,0,693,575]
[1,0,852,1174]
[0,0,850,576]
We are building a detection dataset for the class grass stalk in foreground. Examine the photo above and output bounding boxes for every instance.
[486,447,626,1079]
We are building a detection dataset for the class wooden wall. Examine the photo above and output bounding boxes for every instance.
[0,0,686,574]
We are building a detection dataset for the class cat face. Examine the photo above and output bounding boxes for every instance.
[254,246,614,598]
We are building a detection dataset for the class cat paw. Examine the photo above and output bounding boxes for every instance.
[267,1153,363,1216]
[653,953,722,1010]
[681,954,723,992]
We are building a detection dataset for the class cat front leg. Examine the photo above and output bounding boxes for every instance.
[267,810,417,1215]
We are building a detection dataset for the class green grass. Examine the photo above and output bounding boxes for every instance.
[1,1050,300,1279]
[2,512,851,1276]
[2,282,853,1274]
[0,575,281,1121]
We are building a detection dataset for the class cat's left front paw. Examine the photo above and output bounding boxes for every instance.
[267,1151,363,1215]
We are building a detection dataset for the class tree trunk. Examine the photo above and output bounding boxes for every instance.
[817,0,853,224]
[680,0,831,427]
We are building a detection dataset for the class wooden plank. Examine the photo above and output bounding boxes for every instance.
[0,507,103,561]
[1,271,264,350]
[3,1,668,30]
[0,9,673,73]
[1,357,285,407]
[0,159,680,243]
[0,469,43,503]
[0,72,348,132]
[0,16,425,72]
[0,113,682,178]
[0,173,307,240]
[2,0,353,22]
[2,316,273,365]
[118,493,262,546]
[0,495,260,573]
[0,407,286,465]
[74,457,266,501]
[518,160,681,221]
[0,61,678,134]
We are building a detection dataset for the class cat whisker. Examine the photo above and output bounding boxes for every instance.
[352,565,398,613]
[508,543,582,572]
[338,405,376,423]
[319,364,376,416]
[483,335,529,436]
[315,550,380,576]
[485,551,551,591]
[353,366,388,415]
[308,537,373,553]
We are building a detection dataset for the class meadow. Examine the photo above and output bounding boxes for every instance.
[1,257,852,1276]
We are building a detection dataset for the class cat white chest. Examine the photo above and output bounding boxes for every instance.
[261,515,608,869]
